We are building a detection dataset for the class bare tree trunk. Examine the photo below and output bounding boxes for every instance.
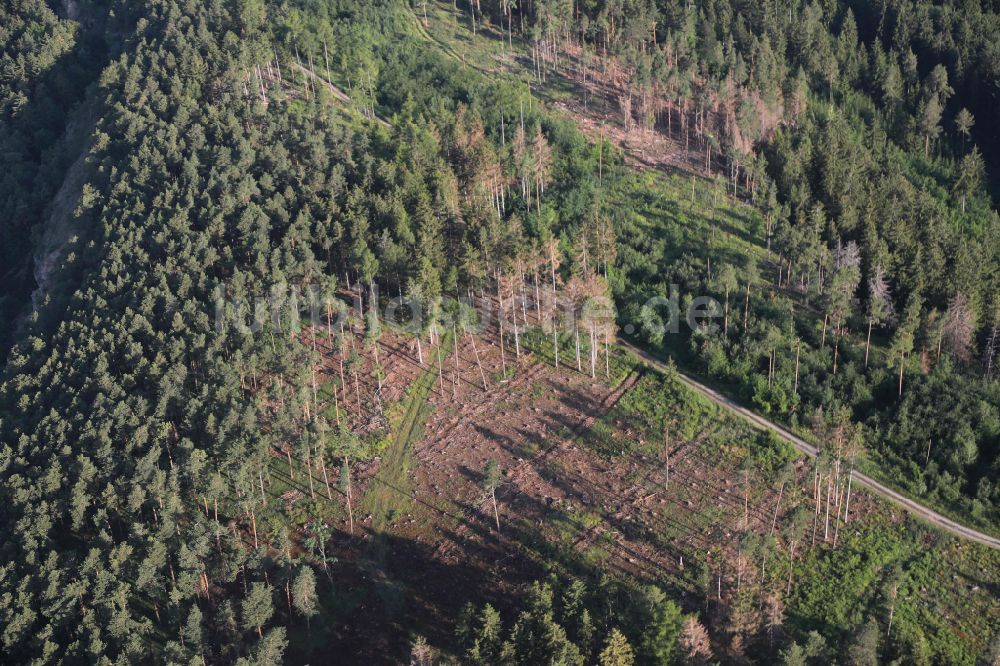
[468,331,488,392]
[553,327,560,368]
[437,342,445,396]
[321,454,332,500]
[824,474,832,541]
[338,323,346,392]
[499,309,507,376]
[311,361,319,421]
[353,370,361,412]
[453,323,460,400]
[744,469,750,530]
[491,489,501,535]
[786,541,796,595]
[512,293,521,359]
[724,288,730,336]
[812,472,820,548]
[865,319,873,367]
[250,507,258,549]
[663,428,670,489]
[373,339,383,392]
[534,270,541,322]
[497,271,508,376]
[574,318,582,372]
[605,332,611,378]
[590,326,597,378]
[794,340,801,395]
[770,482,784,535]
[323,40,332,83]
[306,441,315,499]
[743,283,751,332]
[344,457,354,536]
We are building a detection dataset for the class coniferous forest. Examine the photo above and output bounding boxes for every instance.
[1,0,1000,663]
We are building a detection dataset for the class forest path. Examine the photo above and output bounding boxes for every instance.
[363,332,455,547]
[291,62,391,129]
[354,333,454,621]
[410,3,1000,552]
[620,339,1000,550]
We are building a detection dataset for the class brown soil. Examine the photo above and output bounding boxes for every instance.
[436,16,728,182]
[307,294,884,664]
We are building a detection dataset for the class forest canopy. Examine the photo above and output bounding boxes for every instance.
[1,0,999,663]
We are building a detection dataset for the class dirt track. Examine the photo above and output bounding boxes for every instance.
[621,339,1000,551]
[398,6,1000,552]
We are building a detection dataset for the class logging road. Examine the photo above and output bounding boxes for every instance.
[620,339,1000,550]
[319,14,1000,551]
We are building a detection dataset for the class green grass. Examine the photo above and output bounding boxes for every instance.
[577,362,725,460]
[788,518,999,663]
[550,507,601,544]
[411,2,512,73]
[361,330,454,534]
[343,331,456,619]
[412,0,983,544]
[261,441,344,529]
[581,353,1000,662]
[610,168,762,257]
[399,7,1000,656]
[519,327,634,388]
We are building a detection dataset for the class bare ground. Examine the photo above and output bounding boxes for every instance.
[307,296,889,663]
